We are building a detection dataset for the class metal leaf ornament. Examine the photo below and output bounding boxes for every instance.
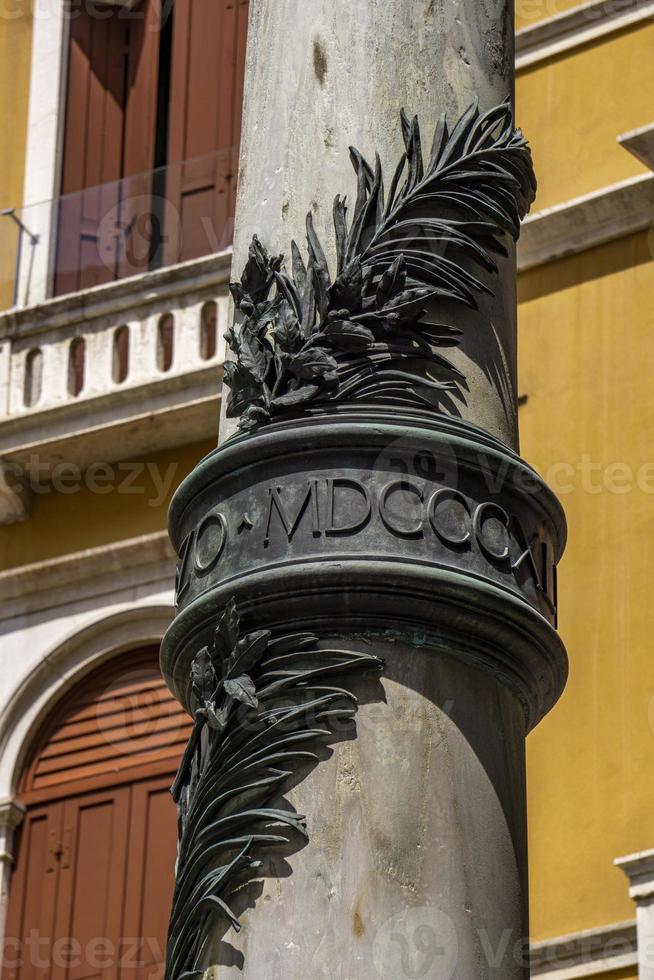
[224,98,536,432]
[164,598,383,979]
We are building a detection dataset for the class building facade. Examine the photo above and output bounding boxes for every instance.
[0,1,652,977]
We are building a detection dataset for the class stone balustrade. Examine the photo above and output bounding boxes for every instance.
[0,251,232,523]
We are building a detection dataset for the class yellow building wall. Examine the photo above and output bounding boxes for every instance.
[517,24,654,210]
[520,230,654,943]
[0,440,215,571]
[0,0,33,310]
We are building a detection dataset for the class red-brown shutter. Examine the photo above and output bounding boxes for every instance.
[54,0,249,294]
[165,0,249,263]
[116,0,165,283]
[54,2,162,295]
[122,777,182,976]
[19,652,191,801]
[3,651,190,980]
[3,803,62,980]
[50,787,131,980]
[54,8,127,295]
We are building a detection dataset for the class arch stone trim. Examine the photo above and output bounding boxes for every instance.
[0,603,173,804]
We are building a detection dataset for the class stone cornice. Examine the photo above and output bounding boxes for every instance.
[0,250,232,342]
[615,848,654,899]
[518,172,654,270]
[0,530,175,621]
[0,799,26,833]
[619,122,654,168]
[516,0,654,69]
[530,920,638,977]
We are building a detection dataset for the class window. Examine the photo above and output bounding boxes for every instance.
[54,0,249,296]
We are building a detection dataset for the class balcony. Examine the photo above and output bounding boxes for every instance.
[0,152,235,523]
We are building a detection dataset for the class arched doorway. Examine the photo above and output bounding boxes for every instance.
[3,648,191,980]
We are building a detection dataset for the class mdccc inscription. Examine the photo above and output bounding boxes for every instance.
[175,473,558,624]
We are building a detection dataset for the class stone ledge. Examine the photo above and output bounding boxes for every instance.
[0,252,230,522]
[516,0,654,69]
[0,250,232,342]
[619,121,654,168]
[0,364,221,470]
[0,529,174,621]
[615,848,654,899]
[531,920,638,977]
[518,172,654,270]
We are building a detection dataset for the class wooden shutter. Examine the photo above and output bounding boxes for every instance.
[121,777,180,978]
[4,784,177,980]
[3,652,188,980]
[54,8,127,295]
[3,803,63,980]
[165,0,249,263]
[54,0,249,293]
[51,787,131,980]
[116,0,165,283]
[19,652,191,803]
[54,2,162,295]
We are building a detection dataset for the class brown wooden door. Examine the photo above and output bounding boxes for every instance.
[2,652,191,980]
[165,0,249,263]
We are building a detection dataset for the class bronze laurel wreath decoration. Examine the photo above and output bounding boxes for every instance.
[164,599,382,980]
[224,98,536,432]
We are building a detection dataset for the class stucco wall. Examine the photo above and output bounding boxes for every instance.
[0,0,33,311]
[0,439,214,571]
[518,23,654,210]
[520,229,654,942]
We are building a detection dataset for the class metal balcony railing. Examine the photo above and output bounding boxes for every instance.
[0,147,238,311]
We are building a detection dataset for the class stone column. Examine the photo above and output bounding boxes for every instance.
[162,3,567,980]
[0,800,25,948]
[221,0,518,449]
